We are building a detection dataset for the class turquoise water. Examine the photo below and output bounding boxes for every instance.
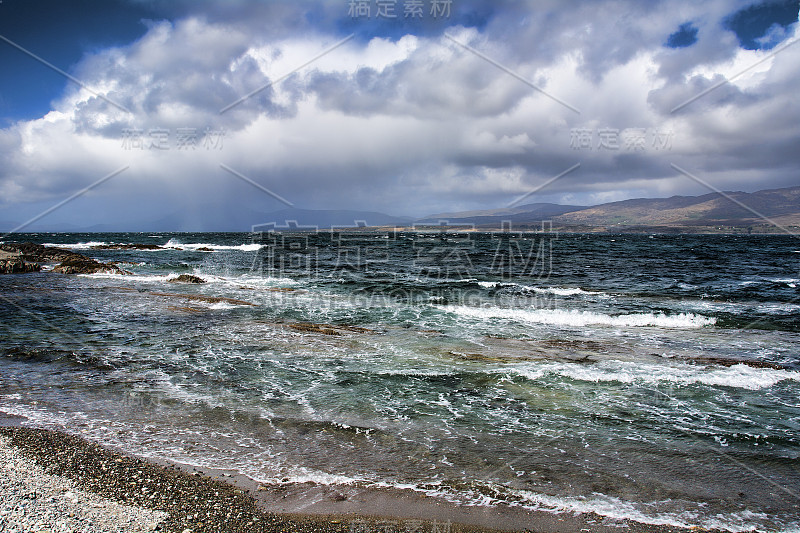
[1,232,799,531]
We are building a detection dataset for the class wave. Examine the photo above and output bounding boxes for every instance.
[505,360,799,390]
[77,270,301,292]
[241,461,796,533]
[41,241,108,250]
[477,281,605,297]
[164,239,262,252]
[444,305,715,328]
[41,239,263,253]
[216,273,301,288]
[501,488,787,533]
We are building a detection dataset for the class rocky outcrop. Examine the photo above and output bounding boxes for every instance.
[0,242,127,275]
[169,274,207,284]
[0,255,41,274]
[51,255,127,275]
[0,242,74,263]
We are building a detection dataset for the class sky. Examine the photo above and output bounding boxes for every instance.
[0,0,798,231]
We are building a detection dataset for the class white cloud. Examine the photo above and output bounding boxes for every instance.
[1,0,798,227]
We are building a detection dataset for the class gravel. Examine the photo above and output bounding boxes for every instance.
[0,434,167,533]
[0,427,362,533]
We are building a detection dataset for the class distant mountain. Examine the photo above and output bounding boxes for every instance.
[552,186,800,228]
[416,203,586,226]
[414,187,800,231]
[254,208,412,230]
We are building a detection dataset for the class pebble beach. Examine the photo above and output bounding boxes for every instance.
[0,423,713,533]
[0,426,359,533]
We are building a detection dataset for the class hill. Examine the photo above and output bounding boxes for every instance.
[552,186,800,229]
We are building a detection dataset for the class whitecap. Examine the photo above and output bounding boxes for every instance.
[505,360,799,390]
[477,281,602,297]
[164,239,262,252]
[444,306,715,328]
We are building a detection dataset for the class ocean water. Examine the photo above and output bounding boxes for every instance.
[1,231,799,532]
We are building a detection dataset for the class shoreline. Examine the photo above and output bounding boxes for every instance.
[0,415,713,533]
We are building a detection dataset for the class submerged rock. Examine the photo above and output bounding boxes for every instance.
[169,274,207,284]
[287,323,376,335]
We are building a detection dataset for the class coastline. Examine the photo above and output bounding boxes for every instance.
[0,414,714,533]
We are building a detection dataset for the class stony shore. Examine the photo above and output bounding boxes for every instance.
[0,425,716,533]
[0,427,507,533]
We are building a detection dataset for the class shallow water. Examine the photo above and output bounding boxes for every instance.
[1,232,799,532]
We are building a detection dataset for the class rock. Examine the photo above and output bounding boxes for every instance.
[0,255,41,274]
[288,323,342,336]
[51,256,126,275]
[689,356,785,370]
[195,247,214,252]
[287,323,375,335]
[1,242,127,275]
[169,275,207,284]
[0,242,74,263]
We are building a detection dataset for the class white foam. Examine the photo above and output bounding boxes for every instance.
[444,305,715,328]
[501,489,784,533]
[256,467,362,487]
[219,274,301,288]
[364,477,792,533]
[506,360,799,390]
[207,302,240,310]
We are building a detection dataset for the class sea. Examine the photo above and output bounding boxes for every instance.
[0,231,798,532]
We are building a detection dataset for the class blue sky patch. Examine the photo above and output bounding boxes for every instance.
[724,0,799,50]
[666,22,699,48]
